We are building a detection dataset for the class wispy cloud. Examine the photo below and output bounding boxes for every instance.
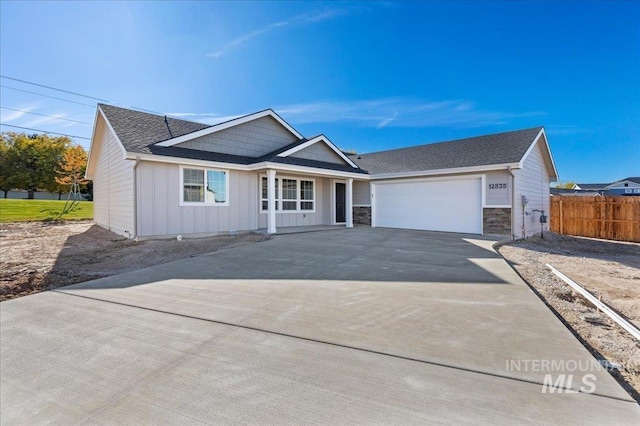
[0,104,39,123]
[275,98,545,129]
[207,9,345,58]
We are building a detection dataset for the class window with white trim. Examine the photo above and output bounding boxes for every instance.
[260,176,314,212]
[181,167,228,205]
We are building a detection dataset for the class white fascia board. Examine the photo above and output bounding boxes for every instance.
[277,134,359,169]
[124,152,250,171]
[519,128,559,181]
[368,163,520,181]
[249,161,367,178]
[154,109,303,147]
[85,106,128,180]
[124,153,369,179]
[84,107,102,180]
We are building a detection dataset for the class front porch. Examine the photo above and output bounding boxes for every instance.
[260,168,361,234]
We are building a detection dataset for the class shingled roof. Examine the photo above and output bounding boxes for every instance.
[99,104,211,154]
[97,104,366,174]
[97,104,545,177]
[351,127,544,174]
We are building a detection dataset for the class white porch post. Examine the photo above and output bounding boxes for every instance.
[267,169,277,234]
[346,178,353,228]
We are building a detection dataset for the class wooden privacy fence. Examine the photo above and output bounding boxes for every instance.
[550,196,640,243]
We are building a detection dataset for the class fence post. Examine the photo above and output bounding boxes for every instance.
[559,200,563,234]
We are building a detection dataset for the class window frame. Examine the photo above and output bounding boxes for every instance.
[179,165,230,207]
[260,175,315,213]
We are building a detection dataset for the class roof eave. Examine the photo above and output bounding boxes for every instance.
[368,163,521,180]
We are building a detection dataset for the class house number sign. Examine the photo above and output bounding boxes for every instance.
[488,183,507,189]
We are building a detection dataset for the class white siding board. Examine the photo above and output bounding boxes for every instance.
[513,141,551,238]
[136,163,260,238]
[92,118,134,237]
[485,170,512,206]
[353,181,371,205]
[175,116,298,157]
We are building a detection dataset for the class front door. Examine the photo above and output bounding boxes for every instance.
[335,182,346,223]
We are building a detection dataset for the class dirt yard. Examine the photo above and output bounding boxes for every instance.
[499,232,640,402]
[0,221,268,301]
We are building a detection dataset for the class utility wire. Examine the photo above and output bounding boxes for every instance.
[0,123,90,140]
[0,85,96,108]
[0,75,109,102]
[0,107,92,125]
[1,76,164,116]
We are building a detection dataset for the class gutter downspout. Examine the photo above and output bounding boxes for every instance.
[508,166,516,240]
[131,156,141,240]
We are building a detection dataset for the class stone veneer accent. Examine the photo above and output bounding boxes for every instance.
[483,207,511,235]
[353,206,371,225]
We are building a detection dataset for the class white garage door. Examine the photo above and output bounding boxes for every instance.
[373,177,482,234]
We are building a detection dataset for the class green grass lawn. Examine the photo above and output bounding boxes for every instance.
[0,199,93,223]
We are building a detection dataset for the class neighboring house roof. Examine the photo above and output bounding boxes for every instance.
[575,183,608,190]
[351,127,546,175]
[550,188,601,196]
[605,177,640,188]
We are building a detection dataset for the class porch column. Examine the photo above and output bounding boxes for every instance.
[267,169,277,234]
[346,178,353,228]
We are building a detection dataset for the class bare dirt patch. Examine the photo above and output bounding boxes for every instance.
[1,221,268,301]
[498,232,640,402]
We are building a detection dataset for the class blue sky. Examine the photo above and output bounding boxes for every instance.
[1,1,638,183]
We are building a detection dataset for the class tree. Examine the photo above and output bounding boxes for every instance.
[554,182,578,189]
[1,132,71,199]
[0,135,17,198]
[55,145,88,199]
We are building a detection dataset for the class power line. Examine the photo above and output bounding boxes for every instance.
[0,123,90,140]
[1,76,163,117]
[0,107,92,125]
[0,85,96,108]
[0,75,109,102]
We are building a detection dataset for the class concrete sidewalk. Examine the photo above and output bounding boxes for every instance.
[2,228,639,424]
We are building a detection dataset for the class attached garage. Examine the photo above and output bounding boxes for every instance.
[372,176,483,234]
[352,127,559,238]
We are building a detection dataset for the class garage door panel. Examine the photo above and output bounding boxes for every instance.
[373,178,482,234]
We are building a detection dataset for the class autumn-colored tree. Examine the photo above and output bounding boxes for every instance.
[1,132,71,199]
[55,144,88,199]
[554,182,578,189]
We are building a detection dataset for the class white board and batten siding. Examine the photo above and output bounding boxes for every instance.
[136,163,259,238]
[353,181,371,206]
[92,118,135,237]
[372,176,483,234]
[513,140,551,237]
[175,116,298,157]
[484,170,512,207]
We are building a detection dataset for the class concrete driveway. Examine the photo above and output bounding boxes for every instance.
[1,227,639,424]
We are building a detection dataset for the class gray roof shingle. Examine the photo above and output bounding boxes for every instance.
[351,127,543,174]
[99,104,366,173]
[99,104,211,154]
[99,104,544,177]
[577,183,608,190]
